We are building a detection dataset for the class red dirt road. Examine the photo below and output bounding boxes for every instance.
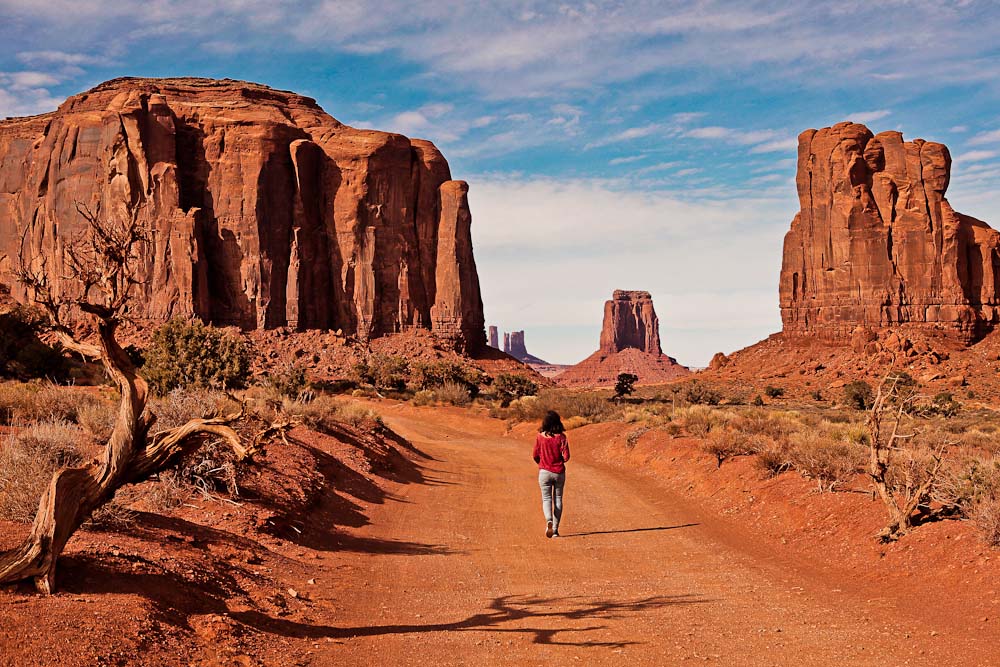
[318,404,997,666]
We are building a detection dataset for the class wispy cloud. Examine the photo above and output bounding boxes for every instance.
[749,137,799,154]
[848,109,891,124]
[956,150,998,163]
[970,129,1000,145]
[609,155,647,165]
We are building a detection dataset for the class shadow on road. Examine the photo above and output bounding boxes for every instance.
[229,593,710,647]
[561,523,699,538]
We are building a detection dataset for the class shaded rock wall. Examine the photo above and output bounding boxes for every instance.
[600,290,663,355]
[780,122,1000,342]
[0,77,486,351]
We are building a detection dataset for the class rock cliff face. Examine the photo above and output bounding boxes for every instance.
[780,122,1000,342]
[488,325,499,349]
[557,290,688,387]
[0,77,486,351]
[505,330,548,365]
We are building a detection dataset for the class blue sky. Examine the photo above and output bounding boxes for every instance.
[3,1,1000,366]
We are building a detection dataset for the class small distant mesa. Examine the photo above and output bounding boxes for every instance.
[487,326,548,365]
[556,290,689,388]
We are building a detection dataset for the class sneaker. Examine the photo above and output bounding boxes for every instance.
[545,521,554,538]
[552,531,560,538]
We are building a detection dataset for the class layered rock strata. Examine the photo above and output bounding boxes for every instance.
[0,77,486,351]
[558,290,688,387]
[505,330,548,365]
[780,122,1000,342]
[488,325,499,349]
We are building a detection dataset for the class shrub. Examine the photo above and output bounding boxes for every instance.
[354,354,409,392]
[494,373,539,406]
[0,383,102,425]
[436,381,472,406]
[625,426,650,448]
[764,385,785,399]
[411,389,436,406]
[143,318,253,394]
[489,389,618,424]
[673,405,733,437]
[702,428,755,466]
[751,394,764,407]
[411,361,485,395]
[970,496,1000,547]
[283,395,383,433]
[788,431,864,491]
[77,398,117,443]
[150,389,241,433]
[684,381,722,406]
[615,373,639,399]
[563,415,590,430]
[267,362,310,399]
[0,421,86,521]
[913,392,962,418]
[843,380,874,410]
[755,441,792,478]
[811,389,824,401]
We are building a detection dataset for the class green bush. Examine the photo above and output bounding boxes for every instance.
[267,362,310,399]
[764,385,784,399]
[354,354,410,392]
[143,318,253,394]
[494,373,539,406]
[843,380,874,410]
[684,381,722,406]
[411,361,486,396]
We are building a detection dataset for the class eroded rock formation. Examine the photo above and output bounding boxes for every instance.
[0,77,486,351]
[488,325,499,349]
[558,290,688,387]
[505,330,548,365]
[780,122,1000,342]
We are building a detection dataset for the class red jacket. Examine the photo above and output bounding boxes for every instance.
[533,432,570,474]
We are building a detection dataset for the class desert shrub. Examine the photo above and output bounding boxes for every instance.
[730,409,799,441]
[354,354,409,392]
[283,395,383,433]
[788,430,864,491]
[673,405,734,437]
[493,373,539,406]
[563,415,590,430]
[0,383,103,425]
[751,394,764,406]
[970,496,1000,547]
[615,373,639,399]
[490,389,617,424]
[266,362,310,399]
[811,389,824,401]
[755,440,792,478]
[684,381,722,406]
[436,381,472,406]
[932,453,1000,514]
[411,389,436,406]
[77,398,117,443]
[702,428,756,466]
[764,385,784,399]
[0,421,86,521]
[913,392,962,418]
[843,380,874,410]
[143,318,253,394]
[150,389,241,433]
[411,361,486,396]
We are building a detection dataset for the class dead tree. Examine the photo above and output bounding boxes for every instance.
[866,373,948,542]
[0,204,284,594]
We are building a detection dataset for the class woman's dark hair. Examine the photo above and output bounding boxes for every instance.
[540,410,565,434]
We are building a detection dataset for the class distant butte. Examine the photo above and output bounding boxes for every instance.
[557,290,689,387]
[0,77,486,352]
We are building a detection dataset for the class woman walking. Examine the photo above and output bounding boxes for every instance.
[533,410,570,538]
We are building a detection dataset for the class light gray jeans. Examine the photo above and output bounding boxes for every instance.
[538,470,566,530]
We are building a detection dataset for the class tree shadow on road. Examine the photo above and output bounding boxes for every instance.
[229,592,709,647]
[561,523,699,538]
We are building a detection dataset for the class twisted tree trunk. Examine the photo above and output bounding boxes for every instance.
[0,320,259,594]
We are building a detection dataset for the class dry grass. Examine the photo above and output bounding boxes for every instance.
[0,382,104,425]
[434,382,472,407]
[0,420,87,522]
[787,430,865,492]
[281,395,383,433]
[490,389,620,426]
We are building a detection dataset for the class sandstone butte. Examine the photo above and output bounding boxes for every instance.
[0,77,486,352]
[501,329,548,365]
[780,121,1000,343]
[557,290,689,387]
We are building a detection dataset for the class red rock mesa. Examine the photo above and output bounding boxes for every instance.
[557,290,688,387]
[780,122,1000,342]
[0,77,486,351]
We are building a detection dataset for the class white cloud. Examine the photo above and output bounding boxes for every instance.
[956,150,998,163]
[750,137,799,154]
[848,109,891,124]
[969,129,1000,145]
[608,155,647,165]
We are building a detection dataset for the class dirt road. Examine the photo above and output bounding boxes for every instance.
[309,404,995,667]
